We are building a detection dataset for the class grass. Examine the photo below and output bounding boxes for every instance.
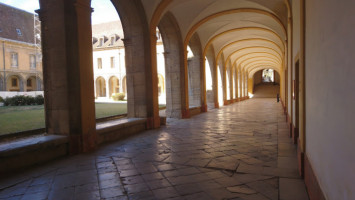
[0,103,166,135]
[0,103,128,135]
[95,103,127,119]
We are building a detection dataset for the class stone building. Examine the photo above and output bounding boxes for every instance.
[0,3,43,92]
[92,21,166,103]
[0,1,354,199]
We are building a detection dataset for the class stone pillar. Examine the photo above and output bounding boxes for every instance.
[163,51,182,118]
[222,63,227,105]
[229,66,234,102]
[105,78,109,98]
[240,69,244,98]
[200,56,207,112]
[213,60,219,108]
[38,0,97,153]
[235,67,239,101]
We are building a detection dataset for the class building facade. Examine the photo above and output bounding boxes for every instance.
[0,3,42,92]
[92,21,166,103]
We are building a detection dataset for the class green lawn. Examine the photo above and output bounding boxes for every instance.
[0,103,166,135]
[0,103,128,135]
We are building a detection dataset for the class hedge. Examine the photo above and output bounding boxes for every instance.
[3,95,44,106]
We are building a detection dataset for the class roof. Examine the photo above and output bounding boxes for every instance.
[92,20,124,49]
[0,3,36,44]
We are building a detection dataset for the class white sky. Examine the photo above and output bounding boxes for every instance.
[0,0,119,24]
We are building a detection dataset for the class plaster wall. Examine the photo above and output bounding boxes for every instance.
[306,0,355,199]
[253,70,263,85]
[274,71,280,84]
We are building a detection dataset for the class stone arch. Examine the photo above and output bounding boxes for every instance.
[6,74,24,92]
[25,76,38,91]
[96,76,106,97]
[187,33,203,108]
[158,11,184,118]
[108,76,119,98]
[111,0,153,119]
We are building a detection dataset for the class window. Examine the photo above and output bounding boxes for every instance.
[110,57,115,68]
[99,38,104,47]
[110,37,115,46]
[262,69,274,83]
[98,58,102,69]
[27,79,32,87]
[12,78,18,87]
[30,55,36,69]
[16,28,22,36]
[11,53,18,67]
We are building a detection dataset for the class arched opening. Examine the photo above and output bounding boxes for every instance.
[109,76,119,98]
[252,69,280,98]
[233,67,237,99]
[96,77,106,98]
[7,75,23,92]
[205,56,214,109]
[26,76,37,91]
[226,67,231,100]
[156,28,166,105]
[262,69,275,83]
[92,0,128,118]
[158,74,165,98]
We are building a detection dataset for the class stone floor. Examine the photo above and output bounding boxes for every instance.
[0,98,309,200]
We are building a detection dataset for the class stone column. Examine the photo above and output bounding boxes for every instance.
[105,78,109,98]
[222,64,227,105]
[200,57,207,112]
[38,0,97,153]
[229,66,234,102]
[235,67,238,101]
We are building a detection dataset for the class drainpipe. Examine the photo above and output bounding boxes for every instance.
[2,41,5,91]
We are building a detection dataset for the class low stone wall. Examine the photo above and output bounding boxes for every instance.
[0,91,44,98]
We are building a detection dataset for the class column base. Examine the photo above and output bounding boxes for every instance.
[146,116,160,129]
[214,102,219,109]
[181,108,190,119]
[201,104,208,112]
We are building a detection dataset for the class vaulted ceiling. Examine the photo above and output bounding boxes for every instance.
[142,0,289,77]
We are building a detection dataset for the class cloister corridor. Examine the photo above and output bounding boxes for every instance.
[0,99,308,200]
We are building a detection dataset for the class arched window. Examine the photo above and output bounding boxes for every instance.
[262,69,274,83]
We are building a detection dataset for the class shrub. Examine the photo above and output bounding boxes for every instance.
[34,95,44,105]
[112,93,125,101]
[2,95,44,106]
[0,96,4,103]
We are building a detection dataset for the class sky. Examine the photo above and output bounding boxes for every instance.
[0,0,119,24]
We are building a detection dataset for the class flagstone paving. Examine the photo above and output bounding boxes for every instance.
[0,98,309,200]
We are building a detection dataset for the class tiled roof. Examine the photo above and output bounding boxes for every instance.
[92,20,124,49]
[0,3,35,44]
